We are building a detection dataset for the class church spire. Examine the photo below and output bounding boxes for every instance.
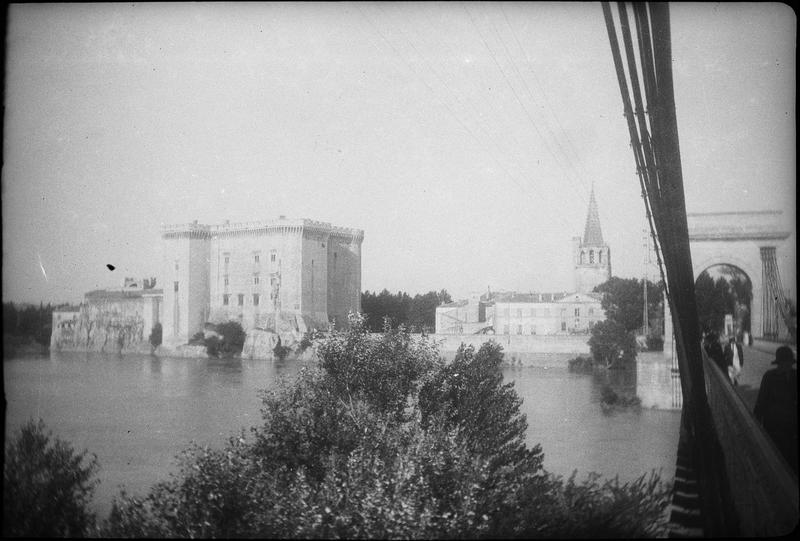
[582,186,604,245]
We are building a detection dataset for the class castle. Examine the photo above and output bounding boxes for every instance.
[436,188,611,335]
[51,216,364,353]
[161,217,364,345]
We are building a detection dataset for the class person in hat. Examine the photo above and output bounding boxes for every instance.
[754,346,797,473]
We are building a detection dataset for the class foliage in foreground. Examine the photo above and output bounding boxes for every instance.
[102,313,670,538]
[3,419,100,538]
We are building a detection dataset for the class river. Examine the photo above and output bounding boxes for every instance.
[4,351,681,519]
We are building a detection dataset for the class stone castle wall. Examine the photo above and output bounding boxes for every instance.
[51,297,158,354]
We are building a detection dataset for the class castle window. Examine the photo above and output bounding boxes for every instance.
[574,308,580,317]
[224,275,229,286]
[589,250,595,264]
[270,251,277,263]
[174,281,179,292]
[174,261,179,271]
[598,250,603,264]
[253,294,260,306]
[238,294,244,306]
[517,325,523,335]
[223,294,230,306]
[253,274,260,285]
[580,251,585,264]
[224,254,230,265]
[254,254,260,263]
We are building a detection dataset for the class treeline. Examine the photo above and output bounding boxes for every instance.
[360,289,452,332]
[3,302,78,347]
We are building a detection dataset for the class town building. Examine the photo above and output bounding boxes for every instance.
[435,188,609,335]
[160,217,364,344]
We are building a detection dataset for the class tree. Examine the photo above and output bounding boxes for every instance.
[4,419,100,537]
[588,319,637,369]
[104,316,671,538]
[361,289,452,332]
[594,277,662,332]
[205,321,246,358]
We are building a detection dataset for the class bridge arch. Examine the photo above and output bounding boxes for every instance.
[688,211,793,339]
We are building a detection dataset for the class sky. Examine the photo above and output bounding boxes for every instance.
[2,2,796,305]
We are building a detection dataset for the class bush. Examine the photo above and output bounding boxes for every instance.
[149,322,162,347]
[203,321,246,358]
[4,419,100,537]
[567,355,594,373]
[273,339,291,361]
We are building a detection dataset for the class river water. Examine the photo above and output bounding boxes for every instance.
[4,351,681,519]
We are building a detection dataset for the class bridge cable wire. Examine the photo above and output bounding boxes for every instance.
[403,4,583,228]
[603,2,739,536]
[489,9,593,198]
[463,4,590,208]
[357,4,579,235]
[500,2,591,197]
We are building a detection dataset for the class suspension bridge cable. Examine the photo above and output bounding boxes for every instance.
[493,5,595,198]
[499,3,599,196]
[463,3,590,208]
[404,6,582,230]
[355,4,578,235]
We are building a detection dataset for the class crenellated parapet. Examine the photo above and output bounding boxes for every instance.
[161,217,364,241]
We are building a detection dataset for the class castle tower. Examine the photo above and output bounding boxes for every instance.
[574,187,611,293]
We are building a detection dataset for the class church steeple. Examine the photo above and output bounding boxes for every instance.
[583,186,604,245]
[573,184,611,294]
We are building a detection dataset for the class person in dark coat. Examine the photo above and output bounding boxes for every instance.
[754,346,797,473]
[704,331,727,376]
[723,336,745,385]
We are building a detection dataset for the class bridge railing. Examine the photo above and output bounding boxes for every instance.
[702,351,799,536]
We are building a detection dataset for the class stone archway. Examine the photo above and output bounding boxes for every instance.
[688,211,793,339]
[694,262,754,337]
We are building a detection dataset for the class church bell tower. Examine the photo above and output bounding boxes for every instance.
[574,187,611,293]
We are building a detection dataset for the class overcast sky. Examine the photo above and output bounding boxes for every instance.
[3,2,795,305]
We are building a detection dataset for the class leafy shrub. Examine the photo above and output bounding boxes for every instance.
[600,384,642,411]
[4,419,100,537]
[202,321,246,358]
[273,339,291,361]
[568,355,594,373]
[148,322,162,347]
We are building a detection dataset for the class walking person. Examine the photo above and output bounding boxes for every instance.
[704,331,727,377]
[724,335,744,386]
[754,346,798,473]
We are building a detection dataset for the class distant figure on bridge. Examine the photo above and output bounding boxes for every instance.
[724,336,744,386]
[754,346,797,473]
[703,331,727,376]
